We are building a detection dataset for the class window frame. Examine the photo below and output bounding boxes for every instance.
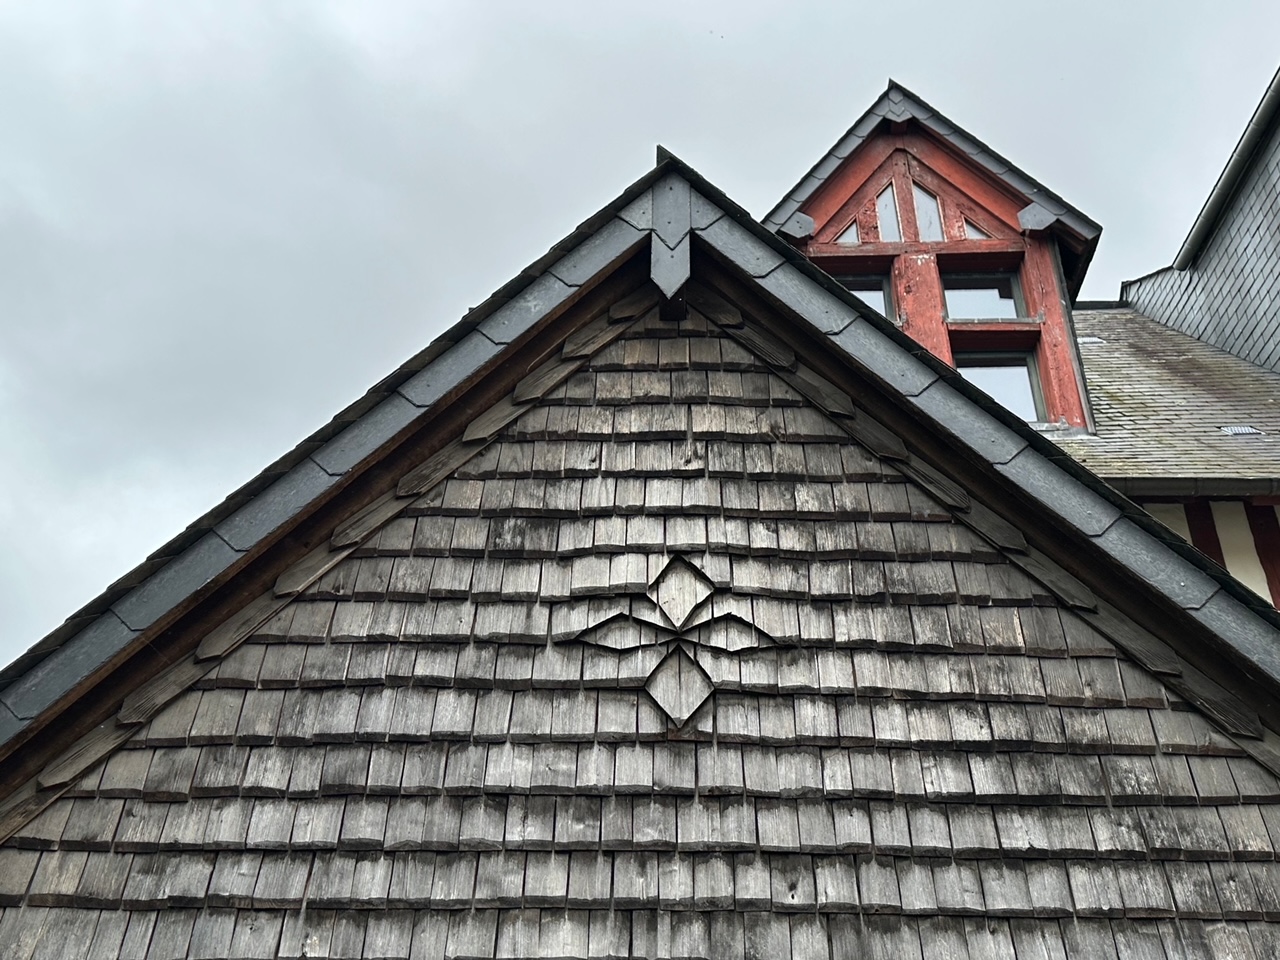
[940,271,1029,321]
[952,349,1048,422]
[834,274,896,323]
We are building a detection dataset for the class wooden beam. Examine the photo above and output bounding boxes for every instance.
[1245,503,1280,607]
[1185,501,1227,567]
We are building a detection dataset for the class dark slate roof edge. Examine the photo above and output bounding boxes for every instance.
[1172,64,1280,271]
[763,80,1102,244]
[0,162,667,709]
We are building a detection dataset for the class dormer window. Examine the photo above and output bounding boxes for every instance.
[782,89,1098,430]
[838,275,895,321]
[954,351,1046,422]
[942,274,1025,320]
[835,219,859,244]
[875,185,902,242]
[912,183,944,242]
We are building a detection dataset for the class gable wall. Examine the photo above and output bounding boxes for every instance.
[3,296,1280,958]
[1124,123,1280,372]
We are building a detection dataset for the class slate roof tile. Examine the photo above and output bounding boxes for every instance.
[1057,309,1280,486]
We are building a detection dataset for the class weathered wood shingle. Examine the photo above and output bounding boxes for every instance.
[4,293,1280,958]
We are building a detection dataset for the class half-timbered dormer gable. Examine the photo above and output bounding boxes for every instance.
[767,83,1102,430]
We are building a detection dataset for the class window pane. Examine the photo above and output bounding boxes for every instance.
[835,219,859,244]
[838,277,890,318]
[955,357,1039,421]
[912,184,944,241]
[963,219,990,240]
[942,275,1020,319]
[876,185,901,242]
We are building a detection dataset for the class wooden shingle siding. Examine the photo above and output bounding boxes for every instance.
[2,300,1279,957]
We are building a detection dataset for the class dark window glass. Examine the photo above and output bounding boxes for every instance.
[942,274,1022,319]
[838,276,893,320]
[875,185,901,242]
[954,352,1043,421]
[912,184,944,242]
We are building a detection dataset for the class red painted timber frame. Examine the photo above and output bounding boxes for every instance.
[797,127,1088,427]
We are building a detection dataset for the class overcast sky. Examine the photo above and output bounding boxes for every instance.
[1,1,1278,669]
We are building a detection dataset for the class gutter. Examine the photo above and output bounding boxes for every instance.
[1173,65,1280,270]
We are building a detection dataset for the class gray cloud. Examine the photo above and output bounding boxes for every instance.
[2,0,1278,666]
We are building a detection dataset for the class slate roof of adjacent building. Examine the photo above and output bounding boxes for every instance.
[5,157,1280,957]
[1055,308,1280,494]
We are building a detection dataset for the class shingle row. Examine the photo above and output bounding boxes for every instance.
[9,905,1280,960]
[128,683,1228,752]
[349,515,995,561]
[13,790,1280,862]
[9,848,1280,920]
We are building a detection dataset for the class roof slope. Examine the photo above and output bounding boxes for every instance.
[762,82,1101,292]
[1056,308,1280,493]
[4,300,1280,957]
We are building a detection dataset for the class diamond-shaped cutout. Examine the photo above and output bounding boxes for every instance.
[571,616,672,650]
[644,646,713,727]
[648,556,714,630]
